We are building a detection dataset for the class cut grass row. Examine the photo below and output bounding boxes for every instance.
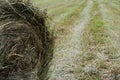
[31,0,66,8]
[99,1,120,79]
[98,0,120,60]
[49,0,87,36]
[104,3,120,15]
[32,0,87,37]
[48,1,82,17]
[100,0,120,69]
[80,1,120,80]
[80,1,118,79]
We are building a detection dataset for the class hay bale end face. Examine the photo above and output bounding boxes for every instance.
[0,0,53,80]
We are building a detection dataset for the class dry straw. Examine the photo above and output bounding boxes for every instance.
[0,0,54,80]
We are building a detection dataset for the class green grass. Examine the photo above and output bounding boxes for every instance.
[99,0,120,59]
[81,15,105,80]
[80,2,108,80]
[82,2,106,49]
[101,0,120,67]
[80,1,120,79]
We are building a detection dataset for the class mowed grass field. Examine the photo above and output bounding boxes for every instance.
[32,0,120,80]
[32,0,86,36]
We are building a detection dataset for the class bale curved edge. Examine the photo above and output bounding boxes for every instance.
[0,0,54,80]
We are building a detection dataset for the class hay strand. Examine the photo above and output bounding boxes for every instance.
[0,0,53,80]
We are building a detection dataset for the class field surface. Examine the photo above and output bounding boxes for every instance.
[33,0,120,80]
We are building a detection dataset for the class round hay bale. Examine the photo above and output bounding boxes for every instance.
[0,0,53,80]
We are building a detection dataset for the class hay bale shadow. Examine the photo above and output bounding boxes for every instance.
[0,0,54,80]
